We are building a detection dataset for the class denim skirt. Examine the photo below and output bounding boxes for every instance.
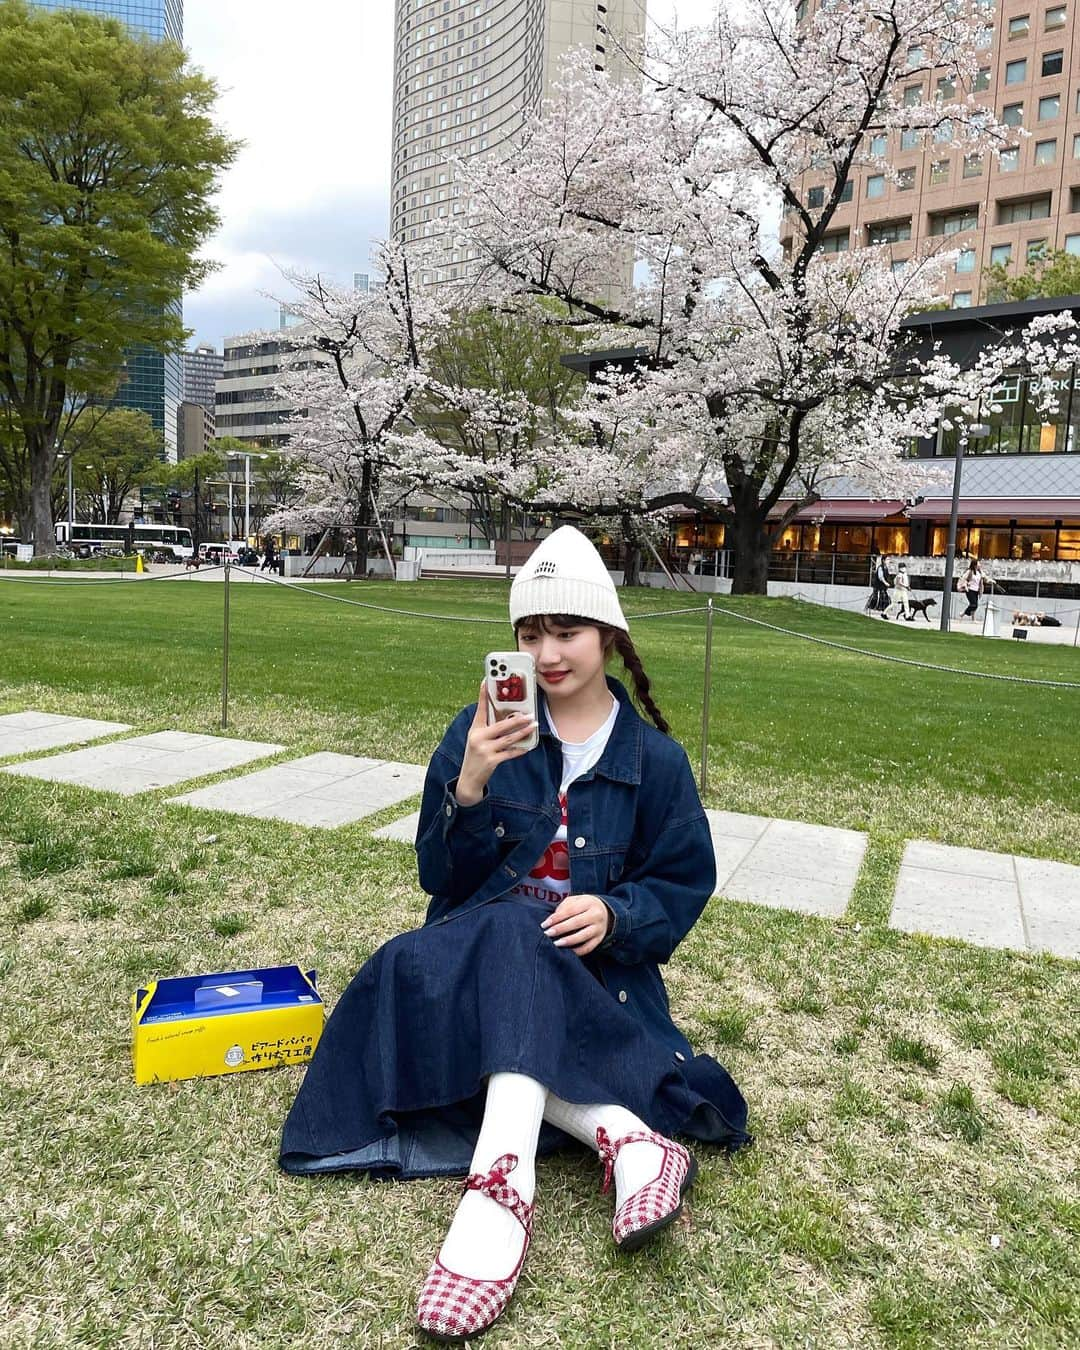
[279,898,750,1180]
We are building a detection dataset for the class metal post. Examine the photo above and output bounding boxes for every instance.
[503,500,511,581]
[244,456,251,545]
[940,431,966,633]
[700,598,714,796]
[67,456,74,535]
[221,562,231,729]
[1074,608,1080,648]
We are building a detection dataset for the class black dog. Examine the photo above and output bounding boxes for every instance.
[903,597,937,622]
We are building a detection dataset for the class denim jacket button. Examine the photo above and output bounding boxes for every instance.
[445,804,453,817]
[618,990,628,1003]
[494,824,505,837]
[574,836,586,849]
[674,1051,686,1062]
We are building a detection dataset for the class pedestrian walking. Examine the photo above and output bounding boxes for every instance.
[895,562,912,620]
[278,526,750,1342]
[260,536,277,573]
[867,553,892,616]
[960,558,986,618]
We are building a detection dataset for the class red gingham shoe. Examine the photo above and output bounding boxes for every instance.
[596,1127,698,1252]
[416,1152,534,1343]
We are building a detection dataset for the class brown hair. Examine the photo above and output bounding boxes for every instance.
[513,613,671,735]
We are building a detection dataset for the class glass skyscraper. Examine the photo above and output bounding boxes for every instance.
[29,1,184,456]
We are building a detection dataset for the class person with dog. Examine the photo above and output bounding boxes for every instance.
[868,553,893,617]
[278,526,751,1342]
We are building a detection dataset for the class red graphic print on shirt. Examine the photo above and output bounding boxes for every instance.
[528,793,569,883]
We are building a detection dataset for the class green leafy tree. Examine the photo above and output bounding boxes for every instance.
[60,408,164,524]
[409,303,586,544]
[984,249,1080,304]
[0,0,239,554]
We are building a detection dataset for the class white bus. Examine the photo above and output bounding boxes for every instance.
[54,522,195,559]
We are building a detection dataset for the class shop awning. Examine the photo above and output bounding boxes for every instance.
[770,499,907,522]
[906,497,1080,519]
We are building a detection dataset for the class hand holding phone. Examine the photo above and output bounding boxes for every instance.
[455,654,539,806]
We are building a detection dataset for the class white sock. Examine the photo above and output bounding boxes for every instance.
[438,1072,547,1281]
[543,1094,665,1208]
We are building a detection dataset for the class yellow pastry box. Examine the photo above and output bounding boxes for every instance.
[132,965,324,1085]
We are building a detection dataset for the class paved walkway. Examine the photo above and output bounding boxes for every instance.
[169,753,426,827]
[892,840,1079,959]
[3,730,281,796]
[0,710,131,757]
[2,706,1076,960]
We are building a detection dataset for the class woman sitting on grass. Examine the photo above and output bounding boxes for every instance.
[279,526,750,1342]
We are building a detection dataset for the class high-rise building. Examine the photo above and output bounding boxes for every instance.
[390,0,647,290]
[181,343,223,411]
[780,2,1080,309]
[30,1,184,457]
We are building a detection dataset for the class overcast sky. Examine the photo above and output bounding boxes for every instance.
[182,1,721,351]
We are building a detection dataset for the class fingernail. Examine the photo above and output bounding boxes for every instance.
[553,938,566,947]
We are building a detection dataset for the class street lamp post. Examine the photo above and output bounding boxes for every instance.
[939,409,990,634]
[224,451,268,546]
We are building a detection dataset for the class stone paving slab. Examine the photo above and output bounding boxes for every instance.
[0,710,131,758]
[891,840,1080,959]
[2,730,282,796]
[167,753,426,827]
[373,810,422,844]
[707,811,867,918]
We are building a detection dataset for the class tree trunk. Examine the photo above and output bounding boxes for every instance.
[621,514,642,587]
[729,511,772,595]
[29,432,58,556]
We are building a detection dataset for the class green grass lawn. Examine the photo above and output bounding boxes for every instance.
[1,579,1078,1348]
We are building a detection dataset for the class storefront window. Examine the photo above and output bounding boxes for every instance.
[1011,527,1057,558]
[872,524,911,554]
[776,524,801,551]
[966,526,1013,558]
[1057,528,1080,559]
[835,524,872,553]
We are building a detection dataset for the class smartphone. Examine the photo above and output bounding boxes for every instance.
[485,650,539,752]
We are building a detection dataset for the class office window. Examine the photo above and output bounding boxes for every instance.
[934,123,953,144]
[1035,138,1058,164]
[903,84,922,106]
[1074,133,1080,158]
[821,230,849,253]
[998,194,1052,223]
[906,45,924,68]
[866,174,886,199]
[1000,146,1021,171]
[1008,14,1030,35]
[1042,49,1064,76]
[1003,103,1024,126]
[1071,187,1080,211]
[963,153,984,178]
[868,219,912,244]
[937,76,956,100]
[930,208,979,235]
[930,159,950,185]
[957,248,977,273]
[1005,59,1027,84]
[1046,4,1067,25]
[870,134,887,156]
[891,259,907,275]
[1039,94,1061,120]
[975,67,991,92]
[897,167,916,190]
[990,243,1013,266]
[840,179,854,202]
[901,128,920,150]
[1027,239,1048,262]
[808,185,825,208]
[1065,233,1080,253]
[952,292,973,307]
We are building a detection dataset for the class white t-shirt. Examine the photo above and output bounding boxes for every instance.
[505,695,619,908]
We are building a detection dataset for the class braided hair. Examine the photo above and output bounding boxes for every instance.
[513,614,671,736]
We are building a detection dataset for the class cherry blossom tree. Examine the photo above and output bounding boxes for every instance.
[446,1,1079,591]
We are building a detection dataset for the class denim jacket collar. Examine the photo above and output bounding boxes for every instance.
[539,675,643,786]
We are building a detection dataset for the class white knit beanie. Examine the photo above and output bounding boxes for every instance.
[509,525,628,632]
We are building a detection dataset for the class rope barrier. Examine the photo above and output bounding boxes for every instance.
[0,562,227,586]
[707,600,1080,689]
[253,570,708,623]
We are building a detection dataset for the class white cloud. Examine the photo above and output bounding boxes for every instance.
[183,1,720,350]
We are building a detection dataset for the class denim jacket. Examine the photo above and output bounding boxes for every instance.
[415,676,716,1062]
